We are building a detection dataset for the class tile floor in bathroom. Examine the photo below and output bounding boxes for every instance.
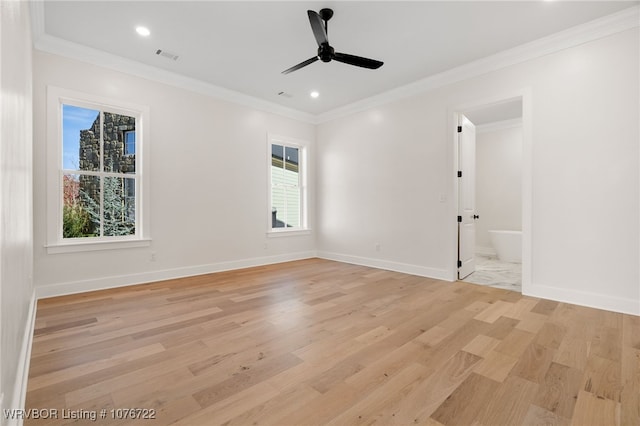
[461,254,522,292]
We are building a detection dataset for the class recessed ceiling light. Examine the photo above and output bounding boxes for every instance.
[310,91,319,98]
[136,26,151,37]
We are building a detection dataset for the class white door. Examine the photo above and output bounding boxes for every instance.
[458,114,477,279]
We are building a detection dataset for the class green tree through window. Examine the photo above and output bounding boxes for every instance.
[62,105,137,238]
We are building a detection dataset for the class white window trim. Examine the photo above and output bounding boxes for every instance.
[267,134,310,236]
[45,86,151,254]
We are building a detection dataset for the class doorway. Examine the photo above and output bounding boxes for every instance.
[454,96,527,292]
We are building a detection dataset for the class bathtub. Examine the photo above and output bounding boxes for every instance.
[488,230,522,263]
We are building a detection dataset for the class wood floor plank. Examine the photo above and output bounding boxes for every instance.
[553,336,590,370]
[274,382,361,426]
[61,341,209,407]
[495,328,536,358]
[192,352,303,409]
[306,357,365,394]
[570,390,620,426]
[416,318,491,370]
[473,350,519,383]
[581,354,623,402]
[414,325,453,347]
[620,347,640,426]
[27,343,166,392]
[516,311,548,334]
[32,317,98,336]
[109,367,196,408]
[24,258,640,426]
[473,300,514,323]
[224,384,320,426]
[534,321,566,349]
[503,297,539,321]
[383,351,483,425]
[343,341,425,395]
[510,343,556,384]
[591,324,623,362]
[531,299,560,316]
[533,362,583,419]
[141,395,202,426]
[622,314,640,350]
[175,382,280,425]
[430,372,500,425]
[521,404,570,426]
[324,362,432,425]
[484,316,520,340]
[461,334,501,358]
[476,375,539,426]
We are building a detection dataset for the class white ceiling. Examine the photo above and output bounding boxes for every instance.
[37,1,637,116]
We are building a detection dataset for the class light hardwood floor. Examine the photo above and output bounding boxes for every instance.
[25,259,640,425]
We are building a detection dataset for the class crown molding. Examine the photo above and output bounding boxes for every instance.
[315,5,640,123]
[33,34,316,124]
[28,3,315,124]
[30,3,639,126]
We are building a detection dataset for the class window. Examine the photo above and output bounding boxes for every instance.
[46,87,150,253]
[124,131,136,156]
[268,135,308,234]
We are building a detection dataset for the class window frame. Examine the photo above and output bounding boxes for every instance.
[45,86,151,253]
[267,134,310,236]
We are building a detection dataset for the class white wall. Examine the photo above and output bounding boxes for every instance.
[317,28,639,315]
[475,124,523,253]
[1,0,34,415]
[32,52,316,297]
[29,14,640,317]
[317,97,452,279]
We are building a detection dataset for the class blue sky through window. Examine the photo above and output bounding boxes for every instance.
[62,104,98,170]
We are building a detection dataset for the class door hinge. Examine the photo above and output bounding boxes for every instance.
[457,125,462,133]
[457,260,462,268]
[457,216,462,223]
[457,171,462,178]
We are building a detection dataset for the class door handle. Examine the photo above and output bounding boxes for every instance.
[472,215,480,220]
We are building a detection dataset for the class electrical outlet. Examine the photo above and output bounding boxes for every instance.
[375,243,381,251]
[150,252,157,262]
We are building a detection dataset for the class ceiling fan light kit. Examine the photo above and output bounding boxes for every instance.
[282,8,384,74]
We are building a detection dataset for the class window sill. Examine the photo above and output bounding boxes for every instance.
[45,238,152,254]
[267,229,312,238]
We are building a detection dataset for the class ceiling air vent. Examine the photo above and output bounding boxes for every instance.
[155,49,179,61]
[277,91,293,98]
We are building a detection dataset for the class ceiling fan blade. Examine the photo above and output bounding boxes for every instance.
[307,10,328,46]
[333,52,383,69]
[282,56,319,74]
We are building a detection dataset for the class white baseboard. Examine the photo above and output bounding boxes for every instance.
[317,251,451,282]
[6,290,37,426]
[316,253,638,316]
[33,250,638,318]
[524,283,640,316]
[35,251,317,299]
[475,246,496,257]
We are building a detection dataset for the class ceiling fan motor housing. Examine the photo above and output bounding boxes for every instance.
[319,8,334,22]
[318,43,335,62]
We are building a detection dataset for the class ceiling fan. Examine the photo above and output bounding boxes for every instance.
[282,8,384,74]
